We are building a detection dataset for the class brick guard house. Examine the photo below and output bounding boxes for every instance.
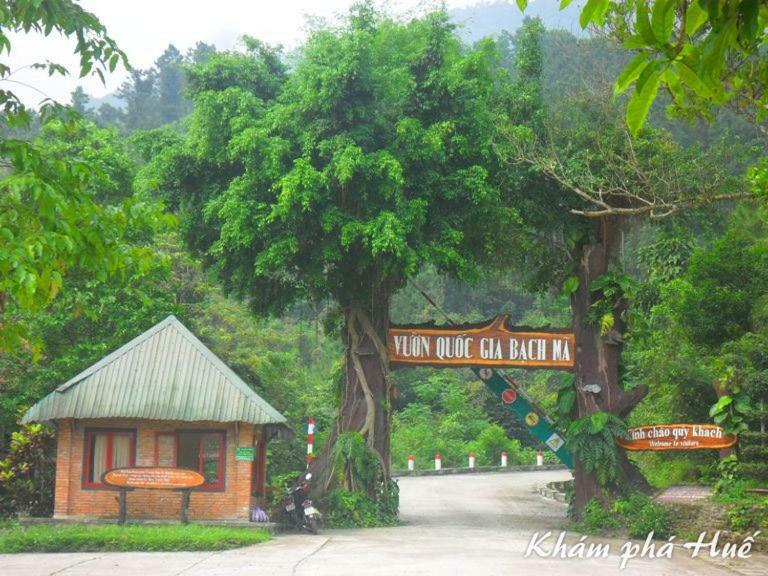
[23,316,291,522]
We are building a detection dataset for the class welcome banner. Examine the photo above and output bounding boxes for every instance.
[615,424,738,451]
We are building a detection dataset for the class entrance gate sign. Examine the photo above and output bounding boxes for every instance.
[387,316,575,469]
[388,316,574,369]
[615,424,738,451]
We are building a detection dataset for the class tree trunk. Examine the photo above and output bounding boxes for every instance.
[310,296,392,497]
[570,216,650,517]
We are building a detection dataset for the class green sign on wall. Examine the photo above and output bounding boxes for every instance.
[235,446,255,461]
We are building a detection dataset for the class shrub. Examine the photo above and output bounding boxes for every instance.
[713,454,741,494]
[266,471,301,518]
[614,494,673,539]
[322,481,399,528]
[321,432,399,527]
[0,424,55,517]
[634,452,702,489]
[739,462,768,482]
[466,424,526,466]
[518,447,537,465]
[577,494,674,539]
[580,499,621,533]
[740,445,768,462]
[726,499,768,532]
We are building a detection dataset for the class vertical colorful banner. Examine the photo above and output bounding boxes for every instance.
[472,367,573,468]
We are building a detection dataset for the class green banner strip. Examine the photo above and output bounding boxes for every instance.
[472,367,574,469]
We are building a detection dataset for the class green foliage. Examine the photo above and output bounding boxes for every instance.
[613,493,673,539]
[579,494,673,539]
[518,1,768,135]
[588,272,637,336]
[0,2,170,352]
[391,371,520,469]
[739,462,768,482]
[0,524,270,553]
[554,374,576,427]
[0,0,128,124]
[580,498,621,533]
[712,479,768,533]
[566,412,628,487]
[323,484,399,528]
[0,118,170,352]
[465,424,537,467]
[0,424,54,517]
[628,207,768,486]
[144,3,517,316]
[322,432,398,527]
[726,499,768,533]
[713,454,741,495]
[675,224,768,349]
[331,432,380,492]
[95,43,215,131]
[630,453,700,489]
[709,391,751,436]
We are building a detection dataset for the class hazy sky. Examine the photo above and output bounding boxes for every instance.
[8,0,490,107]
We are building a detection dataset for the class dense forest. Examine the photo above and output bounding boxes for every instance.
[1,0,766,532]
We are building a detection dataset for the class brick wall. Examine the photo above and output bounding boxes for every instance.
[53,418,261,521]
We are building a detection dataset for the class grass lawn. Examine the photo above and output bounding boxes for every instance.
[0,523,271,553]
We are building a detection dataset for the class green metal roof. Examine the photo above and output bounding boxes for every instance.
[22,315,289,428]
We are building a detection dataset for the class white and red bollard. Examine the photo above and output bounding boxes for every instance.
[536,449,543,467]
[434,453,442,471]
[407,454,415,471]
[306,417,315,468]
[468,451,476,469]
[501,451,508,467]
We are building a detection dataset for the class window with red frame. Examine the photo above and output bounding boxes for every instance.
[175,431,225,490]
[84,429,136,488]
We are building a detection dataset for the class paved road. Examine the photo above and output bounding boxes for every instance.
[2,470,764,576]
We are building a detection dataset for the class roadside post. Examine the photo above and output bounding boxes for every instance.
[434,453,441,471]
[307,417,315,467]
[536,449,543,466]
[468,452,476,469]
[501,451,508,467]
[408,455,415,471]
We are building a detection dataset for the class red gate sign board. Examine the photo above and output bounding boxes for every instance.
[388,315,574,369]
[615,424,738,451]
[104,467,206,490]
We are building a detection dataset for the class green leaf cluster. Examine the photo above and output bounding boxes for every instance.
[566,411,628,486]
[140,3,517,314]
[518,0,768,136]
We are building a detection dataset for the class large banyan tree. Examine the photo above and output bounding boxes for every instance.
[496,19,755,515]
[139,3,517,502]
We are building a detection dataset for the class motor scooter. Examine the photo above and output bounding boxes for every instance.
[283,471,321,534]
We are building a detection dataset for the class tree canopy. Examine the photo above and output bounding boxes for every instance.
[0,1,168,351]
[517,0,767,139]
[141,7,518,315]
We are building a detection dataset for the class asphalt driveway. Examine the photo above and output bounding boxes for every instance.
[1,470,765,576]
